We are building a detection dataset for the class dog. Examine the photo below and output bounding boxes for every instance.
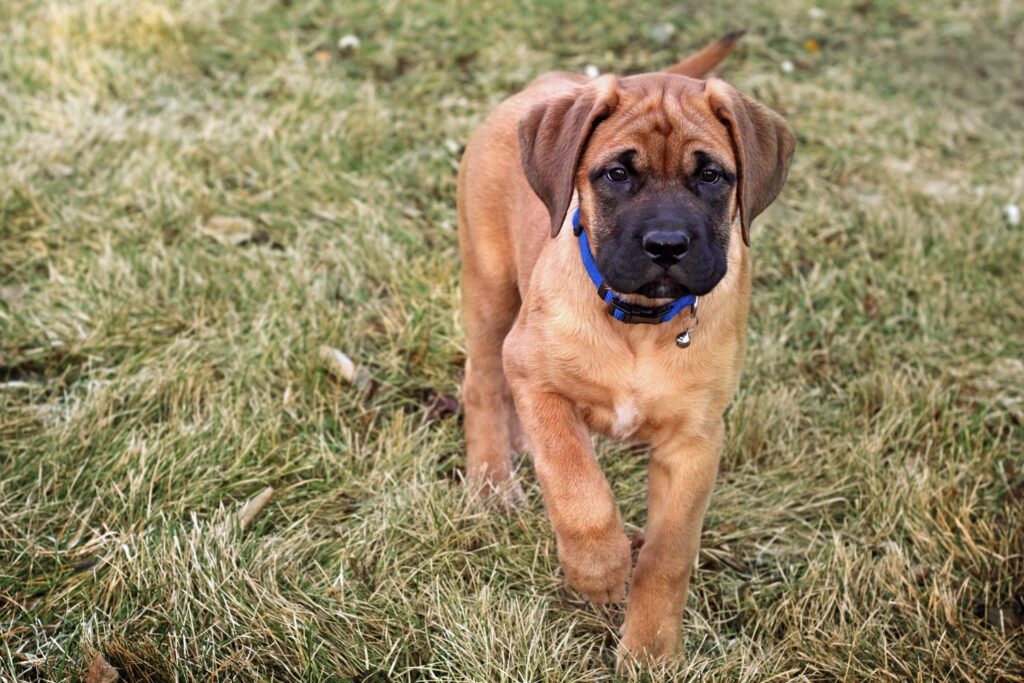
[456,31,794,663]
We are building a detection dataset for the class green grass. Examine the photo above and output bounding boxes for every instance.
[1,0,1022,680]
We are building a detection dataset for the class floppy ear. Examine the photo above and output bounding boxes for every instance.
[518,76,619,237]
[706,79,795,245]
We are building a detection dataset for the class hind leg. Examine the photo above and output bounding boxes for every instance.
[460,242,522,501]
[507,407,528,453]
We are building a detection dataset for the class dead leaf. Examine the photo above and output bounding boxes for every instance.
[863,294,880,319]
[908,564,930,585]
[199,216,256,246]
[46,163,75,178]
[424,393,459,421]
[85,652,118,683]
[977,602,1023,631]
[0,284,29,305]
[73,557,98,573]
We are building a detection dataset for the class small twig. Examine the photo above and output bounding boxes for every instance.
[238,486,274,530]
[319,345,371,390]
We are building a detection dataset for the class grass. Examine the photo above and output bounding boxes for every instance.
[1,0,1022,680]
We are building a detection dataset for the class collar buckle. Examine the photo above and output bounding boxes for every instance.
[606,298,675,324]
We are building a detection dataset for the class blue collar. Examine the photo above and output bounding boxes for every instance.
[573,207,697,325]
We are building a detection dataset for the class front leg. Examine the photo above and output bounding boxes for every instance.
[619,419,723,663]
[511,387,631,604]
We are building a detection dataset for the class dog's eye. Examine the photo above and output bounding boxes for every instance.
[606,167,629,183]
[699,168,722,184]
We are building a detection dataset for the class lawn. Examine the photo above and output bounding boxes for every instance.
[1,0,1022,680]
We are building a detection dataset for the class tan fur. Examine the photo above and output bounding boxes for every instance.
[457,33,794,664]
[664,29,744,78]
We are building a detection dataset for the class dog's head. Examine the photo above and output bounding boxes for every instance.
[518,74,794,299]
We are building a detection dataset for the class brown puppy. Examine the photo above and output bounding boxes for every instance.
[457,32,794,663]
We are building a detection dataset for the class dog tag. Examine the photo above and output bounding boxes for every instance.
[675,330,692,348]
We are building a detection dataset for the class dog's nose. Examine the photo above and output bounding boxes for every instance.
[642,230,690,266]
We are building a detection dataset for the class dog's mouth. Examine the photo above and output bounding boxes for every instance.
[635,278,693,300]
[595,238,729,300]
[612,263,724,299]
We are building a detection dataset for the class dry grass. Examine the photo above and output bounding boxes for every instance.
[1,0,1022,680]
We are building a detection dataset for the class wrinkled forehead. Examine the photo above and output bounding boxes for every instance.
[583,74,733,175]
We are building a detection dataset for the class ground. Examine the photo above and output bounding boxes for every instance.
[1,1,1022,681]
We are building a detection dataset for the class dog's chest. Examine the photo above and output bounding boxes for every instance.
[581,381,675,441]
[578,355,684,441]
[610,396,642,439]
[522,283,739,441]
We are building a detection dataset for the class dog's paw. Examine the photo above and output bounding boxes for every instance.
[507,414,529,454]
[557,529,631,604]
[467,476,525,510]
[615,620,680,670]
[494,480,526,510]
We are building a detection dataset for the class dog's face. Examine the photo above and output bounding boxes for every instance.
[579,76,736,298]
[519,73,795,299]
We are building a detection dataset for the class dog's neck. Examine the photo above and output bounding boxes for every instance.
[570,207,698,340]
[551,202,750,350]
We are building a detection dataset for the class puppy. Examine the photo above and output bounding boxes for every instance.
[457,32,794,662]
